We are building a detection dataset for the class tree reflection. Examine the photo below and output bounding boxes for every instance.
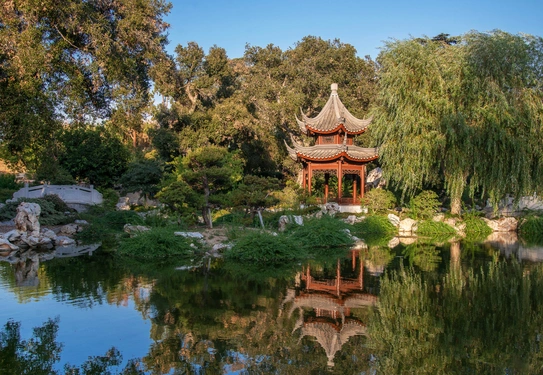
[0,319,144,375]
[369,247,543,374]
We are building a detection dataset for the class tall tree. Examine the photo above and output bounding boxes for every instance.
[0,0,171,168]
[372,31,543,214]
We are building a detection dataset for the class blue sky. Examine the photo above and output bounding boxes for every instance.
[164,0,543,59]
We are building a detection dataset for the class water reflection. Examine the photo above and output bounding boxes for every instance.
[1,236,543,373]
[284,250,377,368]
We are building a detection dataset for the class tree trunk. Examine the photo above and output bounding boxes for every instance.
[450,194,462,215]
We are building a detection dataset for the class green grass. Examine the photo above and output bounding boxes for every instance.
[519,215,543,245]
[225,230,303,263]
[287,215,354,250]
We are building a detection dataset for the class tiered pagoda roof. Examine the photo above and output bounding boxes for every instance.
[286,83,379,163]
[295,83,372,135]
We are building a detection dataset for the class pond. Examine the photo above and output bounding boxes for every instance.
[1,235,543,374]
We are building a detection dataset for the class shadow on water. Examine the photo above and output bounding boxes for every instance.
[2,233,543,374]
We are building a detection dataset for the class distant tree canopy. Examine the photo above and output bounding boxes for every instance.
[372,30,543,214]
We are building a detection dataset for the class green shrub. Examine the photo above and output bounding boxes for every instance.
[117,226,198,259]
[519,215,543,245]
[0,173,21,190]
[76,210,144,246]
[288,215,354,249]
[0,197,73,225]
[464,214,493,242]
[351,215,396,247]
[361,189,397,214]
[409,190,440,220]
[417,221,457,236]
[226,230,302,263]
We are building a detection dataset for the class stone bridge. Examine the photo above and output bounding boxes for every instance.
[11,183,103,211]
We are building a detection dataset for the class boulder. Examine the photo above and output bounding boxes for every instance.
[432,213,445,222]
[388,214,400,227]
[74,220,89,225]
[40,228,57,240]
[60,223,79,235]
[483,217,518,232]
[344,215,364,225]
[55,236,76,246]
[2,229,23,242]
[399,218,418,234]
[278,215,304,232]
[323,202,341,216]
[14,202,41,236]
[366,167,384,188]
[116,197,131,211]
[0,238,19,251]
[174,231,204,239]
[387,237,400,249]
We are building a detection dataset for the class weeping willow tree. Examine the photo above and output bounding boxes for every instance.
[373,31,543,214]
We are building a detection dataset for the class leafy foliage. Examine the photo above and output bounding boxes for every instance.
[408,190,441,220]
[0,0,171,167]
[0,196,73,225]
[361,188,397,214]
[351,215,396,247]
[288,215,354,250]
[373,31,543,214]
[225,230,302,263]
[119,159,163,199]
[117,226,199,260]
[57,127,130,187]
[519,215,543,245]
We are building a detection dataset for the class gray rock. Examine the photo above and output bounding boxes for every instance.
[60,223,79,235]
[116,197,130,211]
[483,217,518,232]
[74,220,89,225]
[174,231,204,239]
[0,238,19,251]
[399,218,418,234]
[124,224,150,235]
[388,214,400,227]
[432,213,445,222]
[55,236,76,246]
[40,228,57,239]
[387,237,400,248]
[2,229,23,242]
[15,202,41,236]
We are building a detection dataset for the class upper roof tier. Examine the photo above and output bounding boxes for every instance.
[296,83,372,135]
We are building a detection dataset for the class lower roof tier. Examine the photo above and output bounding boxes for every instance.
[285,139,379,162]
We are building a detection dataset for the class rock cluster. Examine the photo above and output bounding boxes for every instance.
[0,202,87,255]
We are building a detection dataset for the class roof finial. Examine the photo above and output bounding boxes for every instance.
[331,83,338,95]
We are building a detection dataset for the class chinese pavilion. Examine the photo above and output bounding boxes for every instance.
[285,83,379,204]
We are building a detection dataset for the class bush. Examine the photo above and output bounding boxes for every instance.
[361,189,397,214]
[351,215,396,247]
[409,190,440,220]
[519,215,543,245]
[417,221,457,236]
[288,215,354,250]
[117,226,198,259]
[226,230,302,263]
[464,214,493,242]
[0,197,73,225]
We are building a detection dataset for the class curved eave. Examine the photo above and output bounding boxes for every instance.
[306,123,368,135]
[299,151,379,163]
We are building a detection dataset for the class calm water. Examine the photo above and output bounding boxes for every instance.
[1,236,543,374]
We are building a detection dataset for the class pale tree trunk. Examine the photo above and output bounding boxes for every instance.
[450,195,462,216]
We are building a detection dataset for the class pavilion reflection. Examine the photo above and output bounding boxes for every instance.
[283,249,378,367]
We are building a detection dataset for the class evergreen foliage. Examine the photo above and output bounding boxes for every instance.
[361,189,397,214]
[117,226,198,260]
[288,215,354,250]
[0,196,74,225]
[408,190,441,220]
[225,230,302,263]
[351,216,396,247]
